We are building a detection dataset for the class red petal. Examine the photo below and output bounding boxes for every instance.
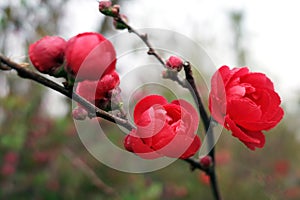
[150,123,175,150]
[227,67,249,85]
[241,72,274,90]
[228,98,262,128]
[241,131,265,150]
[163,103,182,123]
[239,107,284,131]
[155,134,200,159]
[133,95,167,123]
[180,135,201,159]
[124,133,161,159]
[209,68,227,124]
[225,115,260,144]
[171,99,199,134]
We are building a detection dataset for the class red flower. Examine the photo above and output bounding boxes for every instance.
[65,32,116,81]
[29,36,66,76]
[209,65,284,150]
[76,70,120,109]
[124,95,201,159]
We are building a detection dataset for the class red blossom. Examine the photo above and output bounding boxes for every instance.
[209,65,284,150]
[65,32,116,81]
[75,70,120,109]
[29,36,66,76]
[124,95,201,159]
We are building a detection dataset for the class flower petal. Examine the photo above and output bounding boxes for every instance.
[241,72,274,90]
[241,131,265,150]
[171,99,199,134]
[124,132,161,159]
[133,95,168,123]
[225,115,260,144]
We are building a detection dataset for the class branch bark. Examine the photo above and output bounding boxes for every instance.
[0,54,134,131]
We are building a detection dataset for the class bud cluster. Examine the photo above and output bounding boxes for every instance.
[29,32,121,120]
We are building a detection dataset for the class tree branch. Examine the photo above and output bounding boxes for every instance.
[0,54,134,131]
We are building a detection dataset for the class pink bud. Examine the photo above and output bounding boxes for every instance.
[166,56,183,71]
[98,1,119,17]
[72,107,88,120]
[199,155,213,168]
[99,1,112,11]
[29,36,66,76]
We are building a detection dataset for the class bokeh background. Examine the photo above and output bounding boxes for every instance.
[1,0,299,199]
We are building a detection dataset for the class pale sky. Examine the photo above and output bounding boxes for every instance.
[61,0,300,109]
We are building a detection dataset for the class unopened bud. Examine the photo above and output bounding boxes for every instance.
[99,1,112,10]
[72,107,88,120]
[166,56,183,71]
[199,156,213,169]
[113,14,128,30]
[99,1,119,17]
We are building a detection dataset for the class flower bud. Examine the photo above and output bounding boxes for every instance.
[75,70,120,111]
[98,1,119,17]
[166,56,183,71]
[113,14,128,30]
[65,32,116,81]
[29,36,67,77]
[99,0,112,11]
[72,107,88,120]
[199,155,213,168]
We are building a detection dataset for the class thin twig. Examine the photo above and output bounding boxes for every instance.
[183,61,221,200]
[114,16,166,67]
[63,148,116,195]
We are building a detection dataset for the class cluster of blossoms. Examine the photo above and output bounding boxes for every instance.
[29,32,120,119]
[27,1,284,161]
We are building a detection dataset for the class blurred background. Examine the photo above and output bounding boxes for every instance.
[1,0,300,199]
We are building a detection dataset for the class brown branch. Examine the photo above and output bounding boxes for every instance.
[0,54,134,131]
[183,61,221,200]
[114,16,166,67]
